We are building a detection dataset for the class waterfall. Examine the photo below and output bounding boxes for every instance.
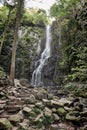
[31,23,52,86]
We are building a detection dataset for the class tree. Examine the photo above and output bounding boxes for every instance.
[10,0,23,84]
[0,1,14,54]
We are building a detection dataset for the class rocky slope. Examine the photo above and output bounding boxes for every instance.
[0,79,87,130]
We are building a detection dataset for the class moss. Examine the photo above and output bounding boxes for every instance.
[57,107,67,117]
[0,118,12,130]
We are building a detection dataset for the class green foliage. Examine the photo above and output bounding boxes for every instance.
[51,0,87,83]
[64,82,87,97]
[50,0,80,19]
[0,66,6,79]
[0,6,9,23]
[22,9,49,25]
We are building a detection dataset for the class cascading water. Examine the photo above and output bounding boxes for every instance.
[31,17,52,86]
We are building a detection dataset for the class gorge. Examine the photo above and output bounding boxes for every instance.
[0,0,87,130]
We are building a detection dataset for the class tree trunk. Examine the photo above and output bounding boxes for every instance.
[0,8,12,54]
[10,0,23,84]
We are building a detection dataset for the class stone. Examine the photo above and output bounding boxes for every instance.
[0,118,12,130]
[14,79,21,88]
[58,98,71,106]
[18,119,29,130]
[48,93,53,100]
[4,105,22,113]
[57,107,67,116]
[82,125,87,130]
[52,108,57,113]
[20,78,29,87]
[51,100,63,108]
[50,124,59,130]
[64,107,73,112]
[42,99,51,106]
[52,113,60,121]
[44,107,52,117]
[28,95,36,104]
[34,113,43,123]
[23,107,32,116]
[66,113,81,122]
[8,114,23,125]
[36,89,47,100]
[80,110,87,117]
[35,102,44,108]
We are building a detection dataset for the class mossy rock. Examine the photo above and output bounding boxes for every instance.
[0,118,12,130]
[57,107,67,117]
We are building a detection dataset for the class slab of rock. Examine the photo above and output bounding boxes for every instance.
[0,118,12,130]
[42,99,51,106]
[51,100,63,108]
[23,107,32,116]
[8,114,23,126]
[18,119,29,130]
[66,113,81,122]
[4,105,22,113]
[50,124,59,130]
[35,102,44,108]
[34,113,43,123]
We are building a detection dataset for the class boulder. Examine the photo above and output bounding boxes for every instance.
[8,114,23,126]
[51,100,63,108]
[52,113,60,121]
[44,107,52,117]
[35,102,44,109]
[0,118,12,130]
[42,99,51,106]
[50,124,59,130]
[36,88,47,100]
[28,95,36,104]
[66,113,81,122]
[23,107,32,117]
[57,107,67,117]
[18,119,29,130]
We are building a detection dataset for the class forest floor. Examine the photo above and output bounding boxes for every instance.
[0,78,87,130]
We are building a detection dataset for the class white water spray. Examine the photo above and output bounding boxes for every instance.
[31,11,52,86]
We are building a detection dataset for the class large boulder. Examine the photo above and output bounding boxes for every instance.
[0,118,12,130]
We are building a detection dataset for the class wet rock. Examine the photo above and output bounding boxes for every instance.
[0,118,12,130]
